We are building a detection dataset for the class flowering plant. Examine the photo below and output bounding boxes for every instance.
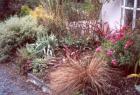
[95,26,140,73]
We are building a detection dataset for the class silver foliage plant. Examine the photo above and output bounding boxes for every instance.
[26,32,57,58]
[0,15,45,61]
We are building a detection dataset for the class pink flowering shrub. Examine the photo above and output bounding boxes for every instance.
[96,26,140,72]
[107,28,134,66]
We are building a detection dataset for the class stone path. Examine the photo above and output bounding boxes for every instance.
[0,63,47,95]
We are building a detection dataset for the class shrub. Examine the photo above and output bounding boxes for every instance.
[30,5,54,21]
[49,54,117,95]
[97,26,140,73]
[0,15,45,62]
[29,4,66,39]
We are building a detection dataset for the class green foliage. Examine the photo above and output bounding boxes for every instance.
[100,29,140,73]
[32,58,48,74]
[26,32,57,58]
[0,16,45,61]
[69,0,102,20]
[101,40,113,51]
[16,47,43,74]
[63,34,88,46]
[16,47,33,74]
[112,31,140,70]
[16,32,57,75]
[20,5,31,16]
[17,47,34,60]
[23,32,57,74]
[113,40,131,65]
[101,39,132,65]
[82,1,94,12]
[62,33,76,45]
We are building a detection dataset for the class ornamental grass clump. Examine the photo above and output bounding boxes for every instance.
[49,54,117,95]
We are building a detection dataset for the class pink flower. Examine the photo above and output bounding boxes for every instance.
[110,38,117,44]
[95,46,102,52]
[106,50,113,57]
[124,40,134,49]
[105,25,127,44]
[116,32,125,41]
[111,59,117,65]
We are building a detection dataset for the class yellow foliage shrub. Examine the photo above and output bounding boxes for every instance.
[30,5,54,21]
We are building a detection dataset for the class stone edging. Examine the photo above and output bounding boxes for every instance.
[26,73,51,94]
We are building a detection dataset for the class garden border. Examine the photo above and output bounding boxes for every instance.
[26,73,51,94]
[11,63,51,94]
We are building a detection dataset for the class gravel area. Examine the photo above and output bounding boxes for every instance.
[0,63,47,95]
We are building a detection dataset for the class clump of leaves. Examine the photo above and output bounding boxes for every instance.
[16,32,58,75]
[16,47,49,76]
[26,32,58,58]
[62,32,89,46]
[50,54,117,95]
